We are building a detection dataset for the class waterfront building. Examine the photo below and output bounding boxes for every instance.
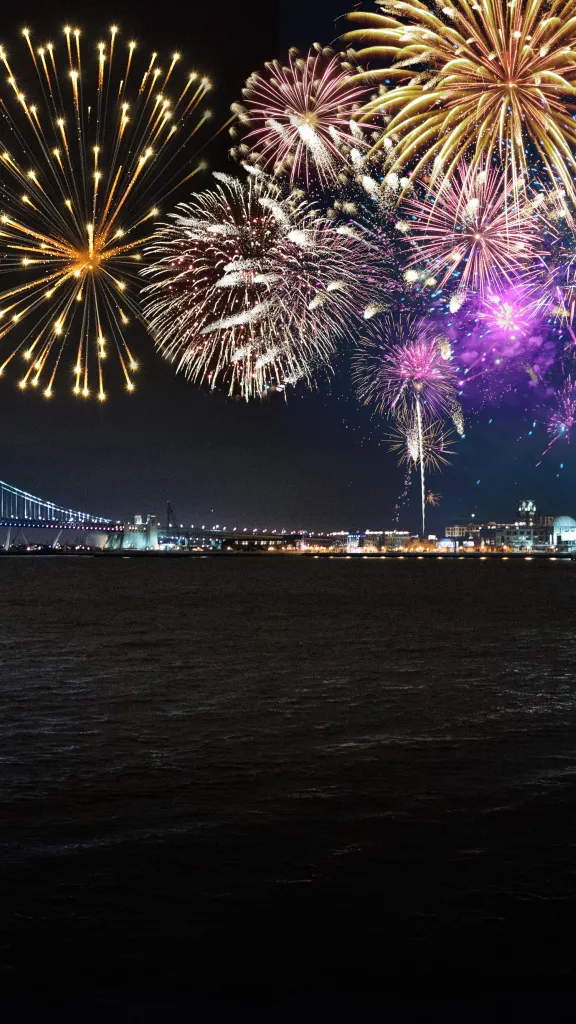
[445,523,480,540]
[552,516,576,552]
[123,514,158,550]
[222,533,298,552]
[481,522,553,552]
[445,502,574,553]
[346,531,410,553]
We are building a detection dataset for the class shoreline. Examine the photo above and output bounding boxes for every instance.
[0,550,575,560]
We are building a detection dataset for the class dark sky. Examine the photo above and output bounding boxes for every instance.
[1,0,574,533]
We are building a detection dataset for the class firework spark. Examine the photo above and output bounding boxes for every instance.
[538,375,576,461]
[401,163,541,296]
[344,0,576,198]
[142,171,385,398]
[230,45,376,187]
[549,377,576,440]
[426,491,441,507]
[0,26,213,400]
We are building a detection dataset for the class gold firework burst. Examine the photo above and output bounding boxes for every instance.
[0,26,212,399]
[344,0,576,197]
[388,414,456,472]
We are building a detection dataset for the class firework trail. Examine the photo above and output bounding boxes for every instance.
[0,26,214,400]
[230,45,377,188]
[344,0,576,200]
[142,170,387,399]
[353,313,458,534]
[388,413,455,533]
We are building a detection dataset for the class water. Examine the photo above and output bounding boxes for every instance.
[2,557,576,1013]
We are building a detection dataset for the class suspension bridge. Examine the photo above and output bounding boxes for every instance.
[0,478,123,544]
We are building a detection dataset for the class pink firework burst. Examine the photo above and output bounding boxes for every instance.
[352,313,458,419]
[230,45,375,187]
[479,285,541,336]
[402,161,541,296]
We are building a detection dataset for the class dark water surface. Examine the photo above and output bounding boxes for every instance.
[2,557,576,1014]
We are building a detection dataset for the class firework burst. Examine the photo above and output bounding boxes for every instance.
[389,415,456,471]
[479,285,542,337]
[0,26,213,400]
[353,313,459,419]
[344,0,576,199]
[401,163,541,296]
[141,170,385,398]
[230,45,376,187]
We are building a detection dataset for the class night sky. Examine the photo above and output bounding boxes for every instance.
[1,0,574,533]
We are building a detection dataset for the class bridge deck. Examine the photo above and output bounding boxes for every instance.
[0,519,123,531]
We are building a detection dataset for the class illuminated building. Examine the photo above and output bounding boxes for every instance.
[445,523,480,540]
[446,503,567,552]
[552,517,576,552]
[122,514,158,550]
[481,523,553,552]
[346,531,410,553]
[518,500,537,526]
[222,534,297,552]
